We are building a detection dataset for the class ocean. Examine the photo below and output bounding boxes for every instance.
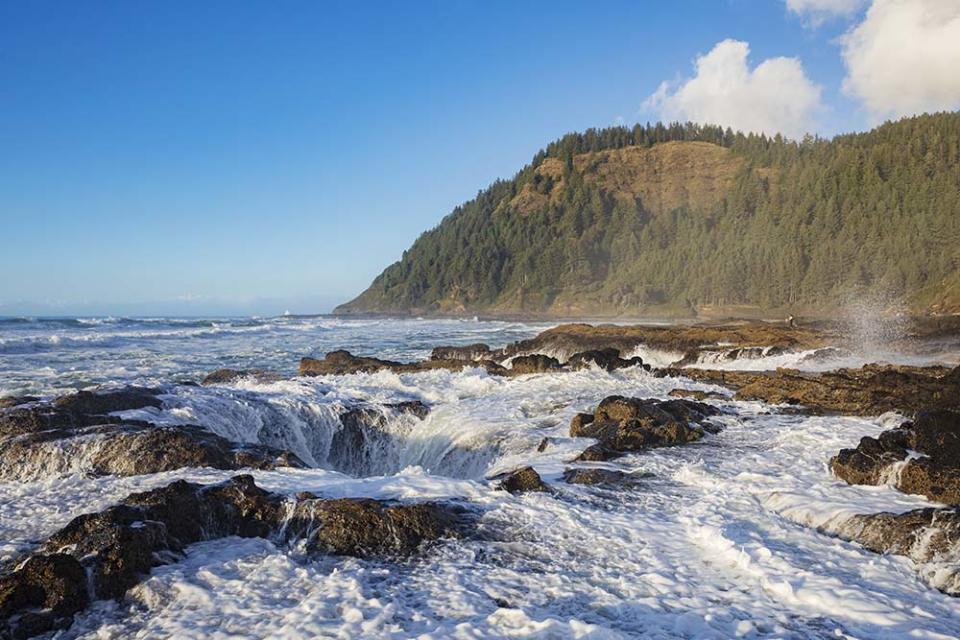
[1,316,958,638]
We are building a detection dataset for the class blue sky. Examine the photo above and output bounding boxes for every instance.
[2,0,957,315]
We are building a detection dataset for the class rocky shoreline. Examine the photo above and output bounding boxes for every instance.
[3,320,960,636]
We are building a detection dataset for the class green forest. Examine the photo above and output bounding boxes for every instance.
[336,113,960,317]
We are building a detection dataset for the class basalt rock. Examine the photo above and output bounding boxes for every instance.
[831,410,960,504]
[52,387,162,415]
[201,368,283,385]
[502,322,828,365]
[679,364,960,416]
[509,354,562,374]
[497,467,550,493]
[329,401,430,476]
[574,444,621,462]
[284,498,463,556]
[562,468,628,486]
[299,350,505,377]
[668,388,728,401]
[0,397,38,410]
[0,475,466,636]
[300,350,410,375]
[0,554,89,639]
[430,343,492,362]
[0,387,164,439]
[0,422,305,482]
[830,507,960,595]
[567,348,648,372]
[571,396,721,453]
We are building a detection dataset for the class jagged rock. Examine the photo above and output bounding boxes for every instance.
[299,350,505,377]
[497,467,550,493]
[52,387,162,415]
[201,368,283,385]
[575,444,621,462]
[562,468,628,485]
[501,322,827,364]
[509,354,561,374]
[680,364,960,416]
[385,400,431,420]
[327,401,430,476]
[0,422,304,482]
[830,429,911,486]
[668,388,728,401]
[0,396,38,410]
[430,344,491,362]
[827,507,960,594]
[0,475,465,635]
[570,396,720,453]
[831,410,960,504]
[300,350,409,375]
[284,498,462,556]
[897,458,960,506]
[567,348,648,372]
[0,554,89,639]
[0,387,164,440]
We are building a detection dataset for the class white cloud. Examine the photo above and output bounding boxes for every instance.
[786,0,866,24]
[842,0,960,120]
[643,39,822,140]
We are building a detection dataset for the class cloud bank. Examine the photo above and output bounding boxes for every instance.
[841,0,960,121]
[644,39,822,140]
[787,0,866,24]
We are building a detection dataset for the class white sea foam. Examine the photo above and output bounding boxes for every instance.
[2,318,960,638]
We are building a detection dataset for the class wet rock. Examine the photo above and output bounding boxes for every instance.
[299,350,505,377]
[571,396,721,453]
[497,467,550,493]
[509,354,562,374]
[53,387,162,415]
[830,430,911,486]
[668,388,728,401]
[430,344,491,362]
[0,387,165,440]
[574,444,621,462]
[567,348,648,372]
[201,368,283,385]
[897,458,960,505]
[0,554,89,639]
[284,498,462,556]
[385,400,431,420]
[536,437,550,452]
[38,476,282,601]
[0,396,38,410]
[327,401,430,476]
[0,422,304,482]
[562,468,628,486]
[681,364,960,416]
[831,410,960,504]
[0,475,466,634]
[300,350,409,376]
[502,322,828,364]
[831,507,960,594]
[910,409,960,462]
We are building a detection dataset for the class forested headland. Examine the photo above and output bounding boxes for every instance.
[336,113,960,318]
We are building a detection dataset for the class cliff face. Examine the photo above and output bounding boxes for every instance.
[337,115,960,317]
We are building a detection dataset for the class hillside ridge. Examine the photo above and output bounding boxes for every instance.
[337,114,960,317]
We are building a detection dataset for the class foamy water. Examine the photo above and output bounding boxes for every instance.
[2,317,959,638]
